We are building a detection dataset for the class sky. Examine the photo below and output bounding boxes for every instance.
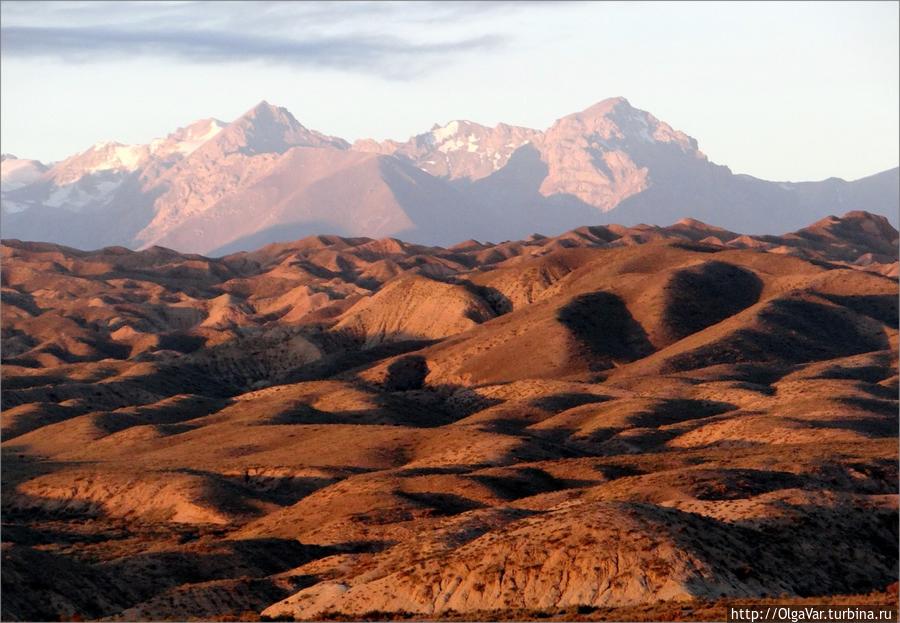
[1,1,897,182]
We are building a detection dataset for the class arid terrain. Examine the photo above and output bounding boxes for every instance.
[1,210,898,621]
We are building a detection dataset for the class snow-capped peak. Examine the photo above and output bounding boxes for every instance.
[424,120,488,155]
[0,155,48,191]
[150,118,227,157]
[431,120,462,142]
[214,101,349,154]
[84,142,148,173]
[49,118,229,183]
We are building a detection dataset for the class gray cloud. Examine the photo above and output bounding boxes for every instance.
[0,1,527,78]
[0,26,501,78]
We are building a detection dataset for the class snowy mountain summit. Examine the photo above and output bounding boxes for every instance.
[2,98,897,254]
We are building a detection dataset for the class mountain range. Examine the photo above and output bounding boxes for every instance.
[1,97,898,255]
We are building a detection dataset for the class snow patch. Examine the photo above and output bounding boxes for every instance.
[44,176,123,211]
[436,132,482,155]
[1,158,46,190]
[85,144,148,173]
[44,185,78,208]
[171,120,225,155]
[431,120,460,142]
[112,145,146,170]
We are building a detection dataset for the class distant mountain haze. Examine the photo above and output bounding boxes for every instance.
[2,98,897,254]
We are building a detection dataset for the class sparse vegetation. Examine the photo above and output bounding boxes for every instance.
[2,214,897,621]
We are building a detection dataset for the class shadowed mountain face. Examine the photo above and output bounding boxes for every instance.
[2,98,898,254]
[1,212,897,621]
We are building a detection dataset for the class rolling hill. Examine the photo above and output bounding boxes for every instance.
[2,211,897,621]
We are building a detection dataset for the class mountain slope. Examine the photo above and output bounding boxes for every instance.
[0,155,48,193]
[143,147,487,254]
[2,98,897,253]
[354,119,539,181]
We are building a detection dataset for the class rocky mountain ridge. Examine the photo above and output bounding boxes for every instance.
[2,98,897,254]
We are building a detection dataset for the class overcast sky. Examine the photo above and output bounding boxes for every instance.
[1,1,897,181]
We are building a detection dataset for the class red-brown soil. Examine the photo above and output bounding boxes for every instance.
[2,211,897,621]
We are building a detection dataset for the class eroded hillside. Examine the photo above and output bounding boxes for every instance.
[2,211,898,621]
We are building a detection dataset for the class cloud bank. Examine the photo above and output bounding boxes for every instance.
[0,1,516,78]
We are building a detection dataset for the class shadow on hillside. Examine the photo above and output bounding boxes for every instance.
[557,291,655,367]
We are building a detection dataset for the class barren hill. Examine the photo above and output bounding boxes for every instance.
[2,211,897,621]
